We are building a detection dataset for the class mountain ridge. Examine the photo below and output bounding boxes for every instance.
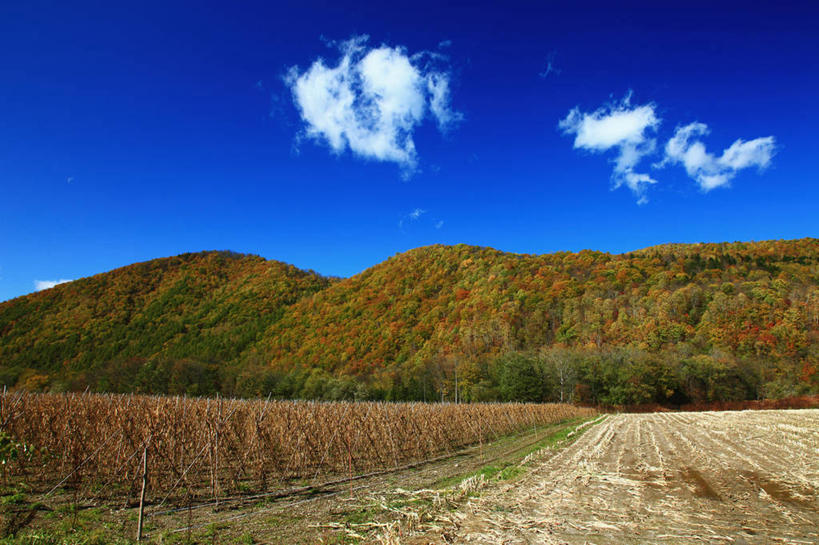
[13,237,819,301]
[2,238,818,403]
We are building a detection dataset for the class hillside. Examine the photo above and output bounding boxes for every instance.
[0,251,333,393]
[256,239,819,401]
[1,239,818,403]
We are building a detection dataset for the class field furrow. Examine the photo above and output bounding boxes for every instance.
[423,409,819,544]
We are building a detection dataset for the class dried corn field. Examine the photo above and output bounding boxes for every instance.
[425,409,819,544]
[0,392,594,507]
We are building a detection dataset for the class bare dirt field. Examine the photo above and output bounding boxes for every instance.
[418,410,819,544]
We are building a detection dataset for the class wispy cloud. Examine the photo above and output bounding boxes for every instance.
[397,207,447,231]
[286,36,461,175]
[658,122,776,191]
[559,93,660,204]
[34,279,72,291]
[399,207,427,229]
[539,52,560,78]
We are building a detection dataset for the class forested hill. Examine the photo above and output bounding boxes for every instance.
[2,239,818,404]
[0,251,334,392]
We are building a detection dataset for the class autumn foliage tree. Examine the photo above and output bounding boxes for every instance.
[1,239,818,404]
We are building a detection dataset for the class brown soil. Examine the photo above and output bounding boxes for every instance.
[414,409,819,544]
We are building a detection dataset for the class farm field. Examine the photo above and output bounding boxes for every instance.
[0,392,595,542]
[4,397,818,543]
[417,409,819,544]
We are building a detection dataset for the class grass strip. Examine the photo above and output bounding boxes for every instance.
[435,414,606,488]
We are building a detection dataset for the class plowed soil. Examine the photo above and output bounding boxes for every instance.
[421,410,819,544]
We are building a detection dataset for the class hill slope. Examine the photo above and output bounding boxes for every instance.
[256,239,819,401]
[0,251,333,393]
[1,239,818,402]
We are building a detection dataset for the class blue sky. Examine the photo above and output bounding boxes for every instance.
[2,1,818,301]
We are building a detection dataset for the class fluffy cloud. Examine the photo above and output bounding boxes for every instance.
[660,123,776,191]
[34,279,72,291]
[287,36,460,173]
[559,94,660,204]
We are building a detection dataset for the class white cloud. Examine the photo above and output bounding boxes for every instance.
[426,73,459,131]
[286,36,460,174]
[35,279,72,291]
[400,208,423,229]
[398,208,444,231]
[409,208,425,219]
[660,122,776,191]
[559,93,660,203]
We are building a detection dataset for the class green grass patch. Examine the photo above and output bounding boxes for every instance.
[435,415,604,490]
[497,465,525,480]
[342,505,380,526]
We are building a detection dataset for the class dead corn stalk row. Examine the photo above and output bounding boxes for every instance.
[1,391,595,508]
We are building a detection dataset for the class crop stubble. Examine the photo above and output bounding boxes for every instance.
[426,409,819,544]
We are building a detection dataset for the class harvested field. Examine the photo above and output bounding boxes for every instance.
[421,409,819,544]
[0,392,593,506]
